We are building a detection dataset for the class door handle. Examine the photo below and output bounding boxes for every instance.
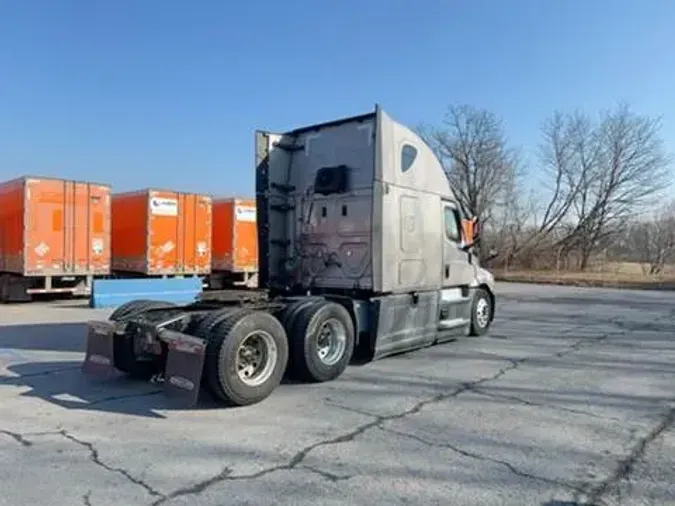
[445,265,449,278]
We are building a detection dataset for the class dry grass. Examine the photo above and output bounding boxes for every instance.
[493,262,675,290]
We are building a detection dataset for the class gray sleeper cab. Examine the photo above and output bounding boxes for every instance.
[256,104,496,360]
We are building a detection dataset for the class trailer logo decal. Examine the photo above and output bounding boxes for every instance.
[196,241,208,256]
[168,375,195,391]
[235,205,256,222]
[150,197,178,216]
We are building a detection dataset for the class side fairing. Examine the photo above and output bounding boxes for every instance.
[372,109,454,293]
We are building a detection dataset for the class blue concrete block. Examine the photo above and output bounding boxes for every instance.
[90,277,203,309]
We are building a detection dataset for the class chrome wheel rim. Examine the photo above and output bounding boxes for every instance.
[475,298,490,328]
[235,331,278,386]
[316,318,347,366]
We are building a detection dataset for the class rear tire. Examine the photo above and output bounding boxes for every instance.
[276,298,321,337]
[469,288,492,336]
[192,308,240,339]
[193,308,252,396]
[288,300,355,383]
[205,310,288,406]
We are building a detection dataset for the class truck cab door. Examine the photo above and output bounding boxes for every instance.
[439,201,474,330]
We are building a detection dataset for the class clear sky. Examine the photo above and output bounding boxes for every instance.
[1,0,674,196]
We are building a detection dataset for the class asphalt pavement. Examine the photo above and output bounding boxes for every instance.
[1,283,674,506]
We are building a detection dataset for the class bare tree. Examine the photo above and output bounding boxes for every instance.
[626,200,675,275]
[531,111,595,241]
[418,105,520,228]
[539,109,605,265]
[415,101,673,273]
[566,103,672,269]
[485,183,539,269]
[492,110,592,263]
[530,103,672,269]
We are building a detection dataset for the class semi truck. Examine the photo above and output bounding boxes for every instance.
[82,105,497,407]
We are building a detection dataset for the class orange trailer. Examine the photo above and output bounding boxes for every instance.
[0,176,111,302]
[209,197,258,288]
[111,188,212,276]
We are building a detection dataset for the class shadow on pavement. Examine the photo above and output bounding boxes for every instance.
[0,319,373,419]
[0,322,88,353]
[1,359,288,419]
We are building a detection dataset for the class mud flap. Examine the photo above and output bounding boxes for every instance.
[82,320,118,379]
[161,330,206,407]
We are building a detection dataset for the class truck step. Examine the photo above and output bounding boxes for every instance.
[438,318,469,330]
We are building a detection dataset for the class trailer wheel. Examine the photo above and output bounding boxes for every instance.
[289,300,355,383]
[205,310,288,406]
[110,300,176,377]
[469,288,492,337]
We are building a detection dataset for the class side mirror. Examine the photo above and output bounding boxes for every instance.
[461,216,479,243]
[460,216,480,252]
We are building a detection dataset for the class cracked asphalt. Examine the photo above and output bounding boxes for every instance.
[1,282,674,506]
